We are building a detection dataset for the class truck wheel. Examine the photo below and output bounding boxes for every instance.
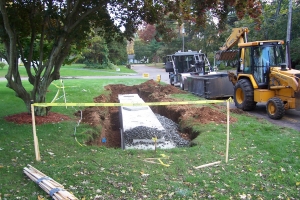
[169,74,174,85]
[170,77,174,86]
[180,81,184,90]
[266,97,285,119]
[179,75,184,90]
[234,79,256,111]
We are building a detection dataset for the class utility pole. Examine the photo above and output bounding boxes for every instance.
[286,0,292,69]
[182,24,185,52]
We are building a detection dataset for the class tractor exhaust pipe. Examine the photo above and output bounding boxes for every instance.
[280,63,288,71]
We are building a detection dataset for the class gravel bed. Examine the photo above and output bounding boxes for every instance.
[123,113,190,148]
[155,114,190,147]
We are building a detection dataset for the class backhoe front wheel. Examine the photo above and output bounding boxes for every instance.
[234,79,256,111]
[266,97,285,119]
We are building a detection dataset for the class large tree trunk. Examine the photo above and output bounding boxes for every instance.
[5,63,54,116]
[0,1,95,116]
[34,82,51,116]
[4,42,70,116]
[30,79,48,116]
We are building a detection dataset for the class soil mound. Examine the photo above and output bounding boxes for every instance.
[76,80,237,147]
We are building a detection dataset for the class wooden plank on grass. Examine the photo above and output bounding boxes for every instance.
[193,161,221,169]
[24,165,78,200]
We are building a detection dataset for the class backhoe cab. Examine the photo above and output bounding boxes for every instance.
[217,27,300,119]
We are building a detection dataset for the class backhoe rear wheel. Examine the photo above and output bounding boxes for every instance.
[234,79,256,111]
[266,97,285,119]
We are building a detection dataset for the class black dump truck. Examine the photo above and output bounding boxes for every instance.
[164,50,234,99]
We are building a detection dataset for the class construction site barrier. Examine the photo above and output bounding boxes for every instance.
[31,99,232,166]
[32,100,226,107]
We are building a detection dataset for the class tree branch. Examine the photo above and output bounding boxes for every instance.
[67,0,81,21]
[0,0,15,78]
[67,5,104,33]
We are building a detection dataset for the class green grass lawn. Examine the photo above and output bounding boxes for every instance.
[0,64,137,78]
[0,66,299,199]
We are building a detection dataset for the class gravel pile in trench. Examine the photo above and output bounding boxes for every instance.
[123,113,190,148]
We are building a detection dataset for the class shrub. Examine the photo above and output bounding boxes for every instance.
[83,60,116,70]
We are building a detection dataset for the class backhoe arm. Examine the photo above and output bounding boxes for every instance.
[219,27,249,51]
[216,27,249,61]
[270,68,300,92]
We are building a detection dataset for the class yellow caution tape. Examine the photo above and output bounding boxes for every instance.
[226,97,234,102]
[51,87,60,103]
[152,137,158,142]
[33,99,227,107]
[158,158,170,167]
[143,154,171,167]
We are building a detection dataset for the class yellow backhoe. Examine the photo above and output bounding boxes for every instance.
[216,27,300,119]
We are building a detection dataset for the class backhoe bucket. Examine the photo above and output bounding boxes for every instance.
[215,50,238,61]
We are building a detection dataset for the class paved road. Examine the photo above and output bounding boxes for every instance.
[128,64,170,83]
[53,64,170,83]
[246,103,300,132]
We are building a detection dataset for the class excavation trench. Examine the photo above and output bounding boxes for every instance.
[76,80,236,148]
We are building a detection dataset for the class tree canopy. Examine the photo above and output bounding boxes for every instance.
[0,0,262,115]
[136,0,300,70]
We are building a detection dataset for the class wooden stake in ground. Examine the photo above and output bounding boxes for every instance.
[31,103,41,161]
[152,136,157,152]
[226,100,230,163]
[24,165,78,200]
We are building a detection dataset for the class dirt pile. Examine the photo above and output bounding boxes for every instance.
[76,80,237,148]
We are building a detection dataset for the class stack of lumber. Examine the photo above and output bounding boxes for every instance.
[23,165,78,200]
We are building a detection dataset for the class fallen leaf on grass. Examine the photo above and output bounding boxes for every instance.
[141,173,150,177]
[38,195,45,200]
[239,193,246,199]
[127,186,133,191]
[168,192,174,197]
